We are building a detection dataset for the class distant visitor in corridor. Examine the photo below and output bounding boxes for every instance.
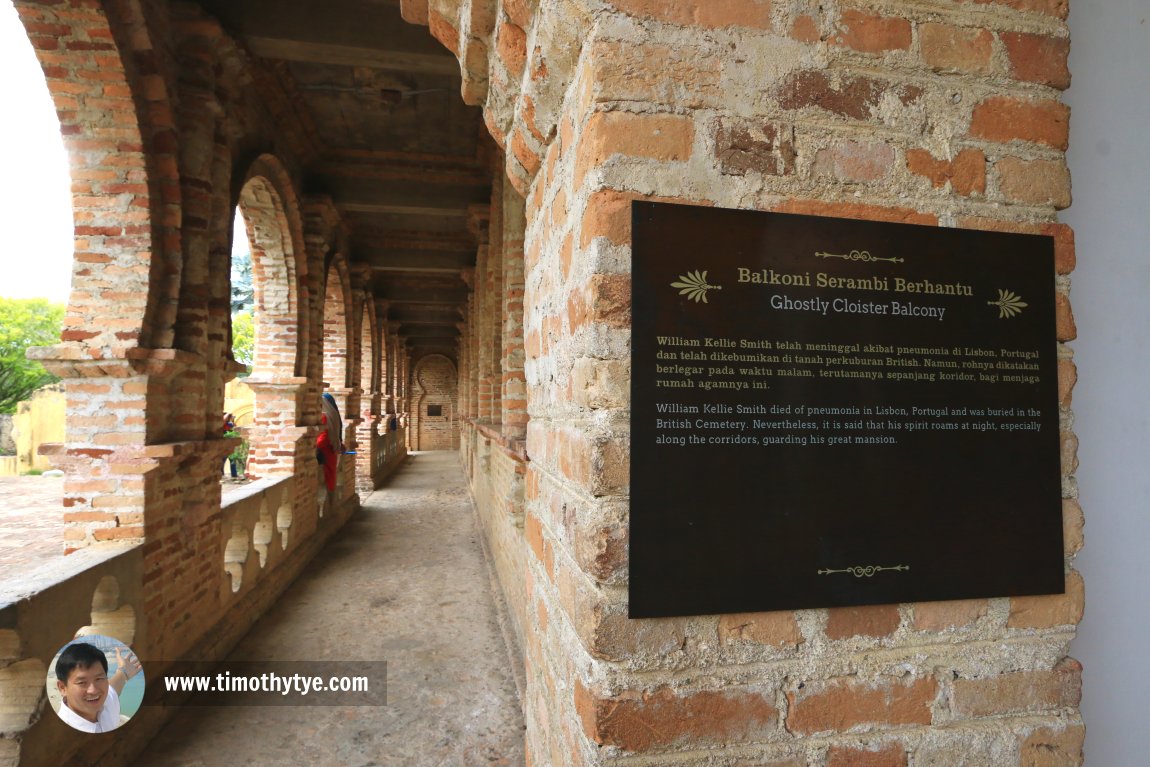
[316,393,344,494]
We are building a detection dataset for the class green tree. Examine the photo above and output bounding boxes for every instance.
[0,298,64,414]
[232,309,254,369]
[231,247,254,314]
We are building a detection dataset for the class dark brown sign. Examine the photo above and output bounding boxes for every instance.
[629,201,1064,618]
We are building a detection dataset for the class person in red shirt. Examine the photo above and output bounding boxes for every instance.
[316,394,343,493]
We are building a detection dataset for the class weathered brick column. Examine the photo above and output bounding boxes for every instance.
[413,0,1082,764]
[471,207,495,423]
[500,182,528,444]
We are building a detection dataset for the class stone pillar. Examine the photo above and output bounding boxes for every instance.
[351,268,379,493]
[470,206,493,422]
[501,183,528,444]
[411,1,1083,765]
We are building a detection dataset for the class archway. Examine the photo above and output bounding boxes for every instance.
[234,156,307,477]
[411,354,458,451]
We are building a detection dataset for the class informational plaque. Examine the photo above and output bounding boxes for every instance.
[629,201,1064,618]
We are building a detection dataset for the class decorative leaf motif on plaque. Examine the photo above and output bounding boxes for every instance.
[670,270,722,303]
[988,289,1028,319]
[817,564,911,577]
[815,249,904,264]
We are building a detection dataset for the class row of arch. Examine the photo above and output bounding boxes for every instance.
[6,0,421,533]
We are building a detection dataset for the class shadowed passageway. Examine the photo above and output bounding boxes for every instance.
[136,452,524,766]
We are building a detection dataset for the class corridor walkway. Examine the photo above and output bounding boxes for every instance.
[135,452,525,766]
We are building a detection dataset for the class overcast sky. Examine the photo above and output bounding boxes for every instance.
[0,0,81,305]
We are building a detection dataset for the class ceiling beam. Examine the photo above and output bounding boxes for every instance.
[245,37,459,75]
[363,249,473,273]
[376,286,470,305]
[342,203,469,218]
[398,326,460,338]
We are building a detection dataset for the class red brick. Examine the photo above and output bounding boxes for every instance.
[906,148,986,196]
[1062,501,1083,559]
[609,0,772,30]
[1020,723,1084,767]
[427,9,460,56]
[825,604,900,639]
[521,94,546,143]
[1008,570,1084,628]
[1058,358,1076,407]
[573,523,627,582]
[575,680,778,751]
[718,611,803,647]
[1055,292,1076,340]
[1003,32,1071,90]
[778,70,922,120]
[920,23,993,73]
[814,140,895,182]
[503,0,532,28]
[714,119,796,176]
[969,97,1070,150]
[585,41,722,109]
[588,273,630,327]
[1061,430,1079,473]
[92,526,145,541]
[786,676,937,735]
[995,156,1071,209]
[973,0,1068,20]
[694,1,773,30]
[791,15,819,43]
[912,599,987,631]
[580,189,712,249]
[496,21,526,75]
[775,198,937,227]
[589,612,689,660]
[575,110,695,189]
[830,9,911,53]
[827,743,907,767]
[510,129,541,176]
[951,659,1081,718]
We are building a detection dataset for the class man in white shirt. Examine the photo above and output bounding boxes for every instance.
[54,642,141,733]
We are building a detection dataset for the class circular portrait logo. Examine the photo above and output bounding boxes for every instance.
[46,634,144,733]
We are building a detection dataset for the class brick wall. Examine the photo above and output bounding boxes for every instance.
[422,0,1081,765]
[411,353,459,450]
[3,4,401,764]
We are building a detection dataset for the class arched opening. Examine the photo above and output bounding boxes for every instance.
[318,257,353,512]
[322,261,351,392]
[0,0,70,571]
[354,300,379,492]
[238,176,302,381]
[359,302,376,413]
[222,210,255,483]
[233,157,307,479]
[1,0,156,563]
[411,354,458,451]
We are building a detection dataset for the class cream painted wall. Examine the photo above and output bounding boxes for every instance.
[1063,2,1150,764]
[1,385,64,475]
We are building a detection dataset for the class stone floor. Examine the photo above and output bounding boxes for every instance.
[0,475,65,585]
[135,451,526,766]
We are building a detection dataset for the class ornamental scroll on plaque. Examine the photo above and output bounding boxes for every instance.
[629,201,1064,618]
